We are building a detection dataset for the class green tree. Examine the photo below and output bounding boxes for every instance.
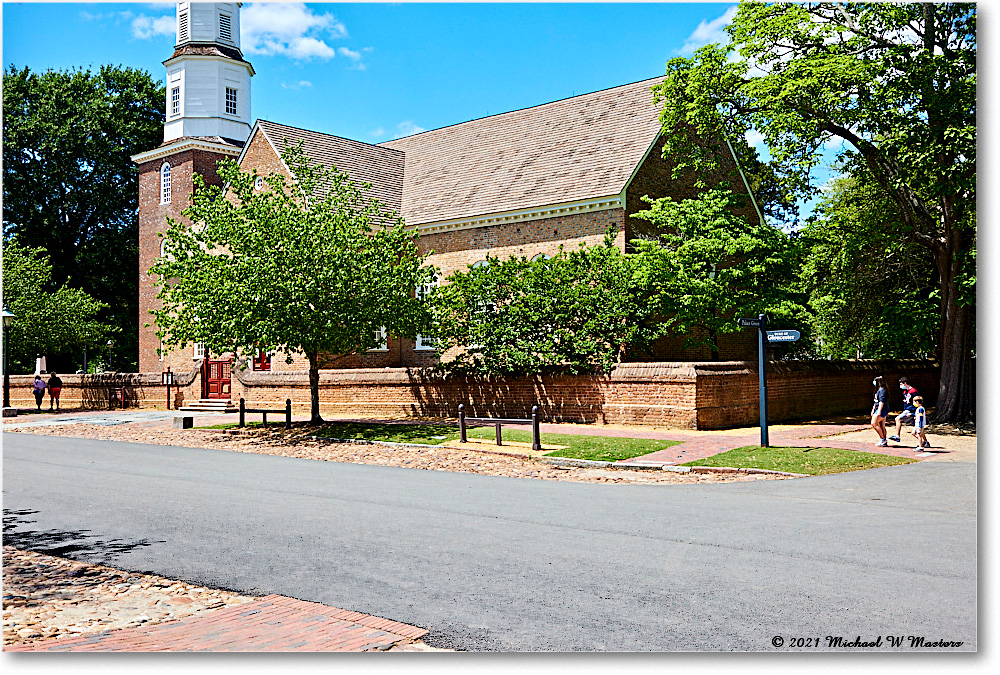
[431,230,663,375]
[2,240,111,372]
[801,174,939,359]
[150,146,434,423]
[653,3,975,421]
[632,188,811,359]
[2,65,165,372]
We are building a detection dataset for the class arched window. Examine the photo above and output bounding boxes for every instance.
[160,163,172,204]
[160,238,168,258]
[472,259,489,269]
[531,253,551,262]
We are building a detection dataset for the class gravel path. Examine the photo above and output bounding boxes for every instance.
[4,423,788,484]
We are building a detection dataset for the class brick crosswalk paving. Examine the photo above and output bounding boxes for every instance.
[5,595,428,652]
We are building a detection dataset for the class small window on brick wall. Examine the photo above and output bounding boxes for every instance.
[252,350,272,371]
[415,275,438,351]
[192,342,205,359]
[369,327,388,352]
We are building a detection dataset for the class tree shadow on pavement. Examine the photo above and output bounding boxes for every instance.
[3,509,165,563]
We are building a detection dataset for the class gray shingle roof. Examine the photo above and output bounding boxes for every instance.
[378,76,665,226]
[257,120,405,217]
[255,76,664,227]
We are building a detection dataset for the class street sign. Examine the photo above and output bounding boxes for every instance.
[766,330,801,343]
[737,317,762,328]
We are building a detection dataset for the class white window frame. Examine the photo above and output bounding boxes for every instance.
[159,341,164,362]
[170,86,180,117]
[531,253,552,262]
[415,276,439,351]
[160,163,171,204]
[192,342,205,359]
[225,87,237,116]
[368,327,388,352]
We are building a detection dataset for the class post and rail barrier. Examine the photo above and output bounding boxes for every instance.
[239,398,292,429]
[458,403,541,452]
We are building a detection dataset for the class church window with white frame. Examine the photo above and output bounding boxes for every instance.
[414,275,439,351]
[369,327,388,352]
[225,87,237,116]
[170,86,180,116]
[192,342,205,359]
[160,163,171,204]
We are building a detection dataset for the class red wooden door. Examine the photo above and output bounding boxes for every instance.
[203,358,232,399]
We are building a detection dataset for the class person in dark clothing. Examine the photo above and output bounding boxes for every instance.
[31,375,46,411]
[871,375,889,447]
[48,372,63,411]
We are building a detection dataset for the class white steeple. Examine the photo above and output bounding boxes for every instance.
[162,2,254,144]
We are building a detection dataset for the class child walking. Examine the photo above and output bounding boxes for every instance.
[910,395,929,450]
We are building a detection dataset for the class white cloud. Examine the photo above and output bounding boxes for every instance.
[280,80,313,91]
[242,3,347,61]
[394,121,426,139]
[131,14,175,40]
[678,6,737,56]
[338,47,361,60]
[744,129,766,149]
[370,127,386,140]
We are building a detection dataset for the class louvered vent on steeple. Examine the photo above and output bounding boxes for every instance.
[178,7,189,42]
[219,13,232,42]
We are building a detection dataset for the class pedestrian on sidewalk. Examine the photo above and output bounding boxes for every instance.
[48,372,63,411]
[871,375,889,447]
[888,376,918,443]
[910,396,929,450]
[31,375,46,411]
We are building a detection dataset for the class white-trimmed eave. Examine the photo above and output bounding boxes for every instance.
[408,193,626,237]
[131,137,242,165]
[619,129,663,213]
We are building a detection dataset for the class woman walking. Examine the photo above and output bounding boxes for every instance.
[30,375,46,411]
[871,375,889,447]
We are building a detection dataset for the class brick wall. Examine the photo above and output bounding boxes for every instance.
[6,360,939,429]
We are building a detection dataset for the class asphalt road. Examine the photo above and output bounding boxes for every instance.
[2,432,977,651]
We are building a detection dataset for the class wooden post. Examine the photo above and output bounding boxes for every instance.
[458,404,466,443]
[285,399,292,429]
[262,411,268,429]
[495,422,502,446]
[531,405,541,452]
[239,398,245,428]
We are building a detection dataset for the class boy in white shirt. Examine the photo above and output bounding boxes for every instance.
[910,395,929,450]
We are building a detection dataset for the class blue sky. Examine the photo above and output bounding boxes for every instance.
[2,1,837,221]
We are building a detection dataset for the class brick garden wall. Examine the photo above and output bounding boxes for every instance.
[7,361,938,430]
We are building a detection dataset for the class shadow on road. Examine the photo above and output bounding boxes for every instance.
[3,509,165,562]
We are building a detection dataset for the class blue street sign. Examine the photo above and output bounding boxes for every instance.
[766,330,801,343]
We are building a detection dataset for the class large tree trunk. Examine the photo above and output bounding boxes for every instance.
[307,350,323,424]
[932,235,975,424]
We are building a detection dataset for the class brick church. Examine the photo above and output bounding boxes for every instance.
[133,2,754,401]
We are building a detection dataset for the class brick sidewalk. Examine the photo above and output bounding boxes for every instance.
[6,595,428,652]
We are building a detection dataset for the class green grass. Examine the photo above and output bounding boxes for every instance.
[679,445,917,475]
[309,422,462,445]
[307,421,679,462]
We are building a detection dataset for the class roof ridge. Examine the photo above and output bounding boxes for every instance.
[256,119,404,155]
[377,75,665,145]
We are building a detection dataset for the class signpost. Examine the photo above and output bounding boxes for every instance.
[738,315,801,447]
[162,367,174,410]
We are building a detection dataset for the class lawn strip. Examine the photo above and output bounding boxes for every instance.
[680,445,917,475]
